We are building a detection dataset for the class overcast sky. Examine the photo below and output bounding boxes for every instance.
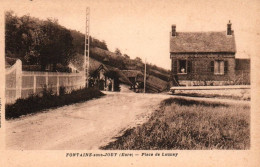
[3,0,260,69]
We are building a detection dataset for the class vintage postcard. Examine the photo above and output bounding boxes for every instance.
[0,0,260,166]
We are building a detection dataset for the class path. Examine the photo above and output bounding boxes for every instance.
[6,92,170,150]
[6,91,249,150]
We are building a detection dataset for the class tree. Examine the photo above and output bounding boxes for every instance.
[114,48,122,56]
[36,19,74,70]
[5,11,75,70]
[5,11,37,62]
[134,57,142,63]
[123,54,130,59]
[101,40,108,50]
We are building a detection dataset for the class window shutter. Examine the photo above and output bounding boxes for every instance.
[220,61,224,74]
[172,60,177,74]
[210,61,214,72]
[187,61,192,73]
[224,61,228,73]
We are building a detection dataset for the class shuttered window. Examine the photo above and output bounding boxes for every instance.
[175,60,192,74]
[224,61,228,73]
[210,61,214,72]
[178,60,187,73]
[214,60,225,75]
[172,60,177,73]
[187,61,192,73]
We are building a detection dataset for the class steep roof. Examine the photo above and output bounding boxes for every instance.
[170,31,236,53]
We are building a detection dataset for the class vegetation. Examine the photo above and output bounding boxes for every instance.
[69,30,171,85]
[173,92,250,101]
[114,48,122,56]
[101,98,250,150]
[70,30,108,54]
[6,87,104,119]
[5,11,74,71]
[5,10,171,92]
[5,11,108,71]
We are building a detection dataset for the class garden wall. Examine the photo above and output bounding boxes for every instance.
[5,60,85,104]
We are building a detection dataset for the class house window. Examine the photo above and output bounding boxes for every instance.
[179,60,186,73]
[211,60,228,75]
[177,60,191,74]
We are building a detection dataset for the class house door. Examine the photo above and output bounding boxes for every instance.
[99,80,105,90]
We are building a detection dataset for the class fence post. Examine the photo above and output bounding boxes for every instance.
[57,74,59,95]
[33,75,36,94]
[15,60,22,100]
[46,72,48,89]
[242,70,244,85]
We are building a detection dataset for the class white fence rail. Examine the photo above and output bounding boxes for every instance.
[5,60,85,104]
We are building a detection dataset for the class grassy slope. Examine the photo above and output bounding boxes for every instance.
[70,30,171,92]
[71,47,170,92]
[101,98,250,150]
[174,92,250,101]
[173,89,251,101]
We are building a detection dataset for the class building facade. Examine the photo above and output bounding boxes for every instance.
[170,21,236,86]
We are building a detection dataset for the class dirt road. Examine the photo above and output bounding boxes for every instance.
[6,91,249,150]
[6,92,171,150]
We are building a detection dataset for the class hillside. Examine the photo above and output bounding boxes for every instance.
[5,11,170,93]
[70,31,171,92]
[71,50,169,92]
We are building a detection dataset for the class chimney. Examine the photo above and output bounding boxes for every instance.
[227,20,232,35]
[171,24,176,36]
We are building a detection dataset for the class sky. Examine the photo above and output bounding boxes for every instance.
[2,0,260,70]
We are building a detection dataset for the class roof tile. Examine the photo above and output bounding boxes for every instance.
[170,31,236,53]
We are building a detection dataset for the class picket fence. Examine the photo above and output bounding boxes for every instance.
[5,60,85,104]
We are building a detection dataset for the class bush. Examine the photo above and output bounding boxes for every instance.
[6,87,104,119]
[59,86,66,95]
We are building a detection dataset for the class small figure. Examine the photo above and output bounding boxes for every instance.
[181,67,185,73]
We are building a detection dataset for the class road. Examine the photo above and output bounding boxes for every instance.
[6,92,171,150]
[6,91,249,150]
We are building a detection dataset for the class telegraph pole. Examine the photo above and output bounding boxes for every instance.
[84,7,90,88]
[144,58,147,93]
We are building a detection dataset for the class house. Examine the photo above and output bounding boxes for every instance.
[89,58,132,91]
[121,70,144,92]
[90,64,116,91]
[121,70,170,93]
[170,21,237,86]
[68,63,79,73]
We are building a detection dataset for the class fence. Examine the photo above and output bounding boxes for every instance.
[5,60,85,104]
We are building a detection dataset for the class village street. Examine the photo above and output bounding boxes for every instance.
[6,90,250,150]
[6,92,172,150]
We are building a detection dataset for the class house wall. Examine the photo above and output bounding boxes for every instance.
[170,53,236,86]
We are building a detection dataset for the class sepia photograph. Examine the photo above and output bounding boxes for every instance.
[4,0,251,150]
[1,0,260,166]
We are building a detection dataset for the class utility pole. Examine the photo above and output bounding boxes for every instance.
[144,58,147,93]
[84,7,90,88]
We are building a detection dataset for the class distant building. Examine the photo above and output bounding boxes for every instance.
[170,21,243,86]
[121,70,144,92]
[89,58,132,91]
[90,64,118,91]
